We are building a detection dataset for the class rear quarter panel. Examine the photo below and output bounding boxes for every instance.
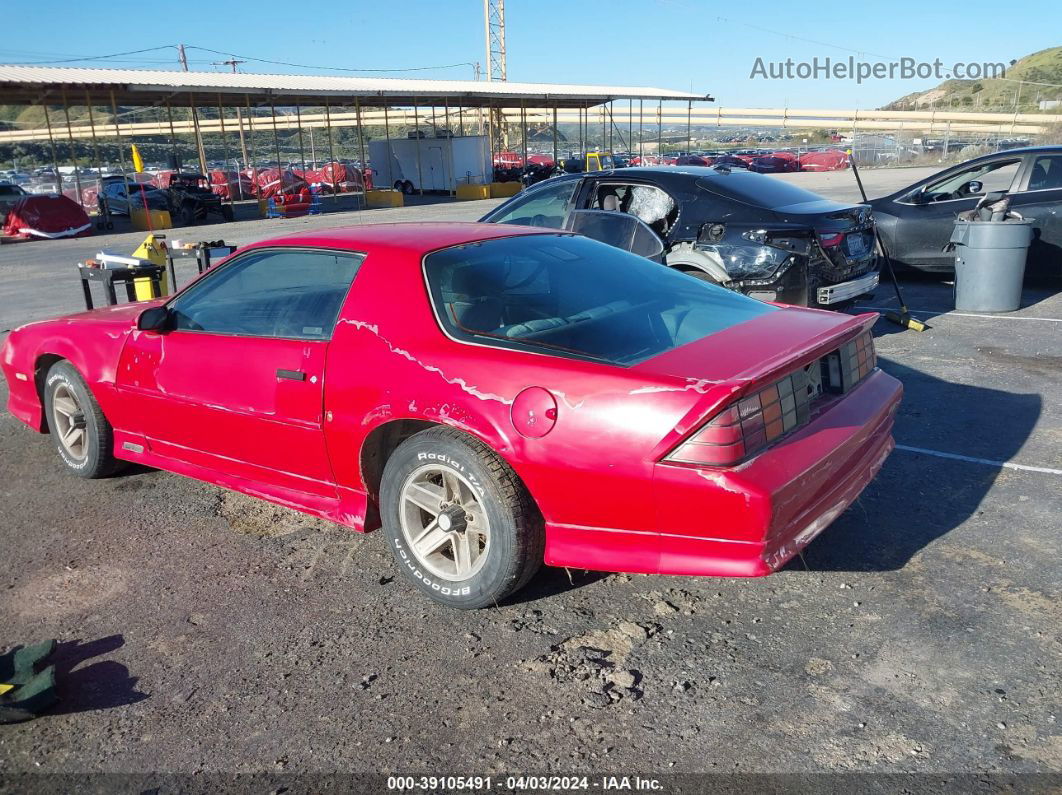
[321,246,703,534]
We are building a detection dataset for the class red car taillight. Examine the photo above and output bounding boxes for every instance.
[664,331,876,468]
[665,368,813,467]
[818,231,845,248]
[825,328,877,391]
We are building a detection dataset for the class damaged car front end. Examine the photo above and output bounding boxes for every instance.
[670,177,879,309]
[691,206,878,308]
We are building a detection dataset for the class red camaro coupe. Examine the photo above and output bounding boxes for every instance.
[1,223,902,608]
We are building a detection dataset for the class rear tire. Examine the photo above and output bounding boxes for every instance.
[221,205,234,222]
[402,180,415,195]
[181,205,197,226]
[380,427,543,609]
[43,361,122,479]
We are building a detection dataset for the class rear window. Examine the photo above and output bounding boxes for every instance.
[424,234,775,366]
[697,170,826,209]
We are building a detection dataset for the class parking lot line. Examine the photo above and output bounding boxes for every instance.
[856,306,1062,322]
[896,444,1062,475]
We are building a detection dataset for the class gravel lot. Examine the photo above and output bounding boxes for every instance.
[1,166,1060,791]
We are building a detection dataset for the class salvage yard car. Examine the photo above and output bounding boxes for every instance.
[1,223,902,608]
[97,177,170,217]
[870,145,1062,278]
[480,166,881,308]
[163,172,234,225]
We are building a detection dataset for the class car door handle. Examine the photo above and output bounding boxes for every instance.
[276,369,306,381]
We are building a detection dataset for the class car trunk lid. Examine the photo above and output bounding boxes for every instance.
[634,308,878,456]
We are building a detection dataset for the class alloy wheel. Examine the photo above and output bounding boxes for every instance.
[398,465,490,581]
[51,383,88,461]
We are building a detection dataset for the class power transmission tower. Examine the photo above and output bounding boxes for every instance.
[483,0,506,82]
[483,0,508,151]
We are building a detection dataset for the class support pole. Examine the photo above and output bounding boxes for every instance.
[269,101,283,180]
[485,103,495,176]
[520,99,528,173]
[235,103,249,171]
[638,100,644,162]
[245,95,260,198]
[686,100,692,152]
[601,105,606,152]
[166,100,180,171]
[41,100,62,195]
[109,90,131,215]
[354,97,367,207]
[444,97,454,196]
[324,98,338,205]
[608,101,613,153]
[245,96,259,201]
[628,99,633,159]
[84,89,104,200]
[60,89,84,209]
[384,104,393,190]
[354,97,367,169]
[552,105,558,165]
[190,96,208,175]
[216,95,234,202]
[295,103,307,177]
[657,100,663,157]
[413,96,424,195]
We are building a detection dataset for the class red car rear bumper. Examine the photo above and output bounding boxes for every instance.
[544,369,902,577]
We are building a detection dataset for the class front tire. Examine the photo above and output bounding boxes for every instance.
[43,361,121,479]
[380,427,543,609]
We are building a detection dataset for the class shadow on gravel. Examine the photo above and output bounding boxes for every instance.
[797,357,1041,573]
[47,635,148,715]
[505,566,611,606]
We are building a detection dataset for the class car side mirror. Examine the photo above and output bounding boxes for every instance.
[137,306,172,332]
[966,180,983,194]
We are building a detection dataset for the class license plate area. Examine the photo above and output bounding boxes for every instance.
[845,232,870,258]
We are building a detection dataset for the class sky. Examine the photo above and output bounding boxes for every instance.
[3,0,1059,109]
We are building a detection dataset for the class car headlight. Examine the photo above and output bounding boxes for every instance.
[702,243,791,280]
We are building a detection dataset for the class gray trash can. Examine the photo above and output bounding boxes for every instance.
[949,219,1034,312]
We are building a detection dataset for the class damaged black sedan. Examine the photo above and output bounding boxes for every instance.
[480,166,879,309]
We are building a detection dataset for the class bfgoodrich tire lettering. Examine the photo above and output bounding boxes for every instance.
[380,427,544,609]
[43,361,121,479]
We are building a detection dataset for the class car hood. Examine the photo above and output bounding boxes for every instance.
[15,299,161,334]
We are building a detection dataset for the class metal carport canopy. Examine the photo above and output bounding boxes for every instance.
[0,65,711,107]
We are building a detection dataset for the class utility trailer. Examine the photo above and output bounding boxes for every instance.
[370,135,491,194]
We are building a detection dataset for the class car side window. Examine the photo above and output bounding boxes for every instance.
[922,159,1020,201]
[489,179,578,228]
[170,249,363,340]
[590,183,677,236]
[1027,155,1062,191]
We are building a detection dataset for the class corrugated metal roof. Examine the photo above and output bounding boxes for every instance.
[0,64,710,107]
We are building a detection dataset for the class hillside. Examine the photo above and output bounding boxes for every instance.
[883,46,1062,112]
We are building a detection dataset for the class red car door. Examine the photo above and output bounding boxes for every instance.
[115,247,363,498]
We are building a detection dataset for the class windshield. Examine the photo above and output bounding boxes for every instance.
[697,170,827,209]
[424,234,775,366]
